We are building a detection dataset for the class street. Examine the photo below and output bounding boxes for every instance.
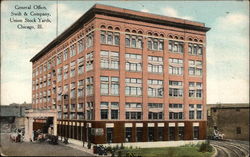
[0,133,93,156]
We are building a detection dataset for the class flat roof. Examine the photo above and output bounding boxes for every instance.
[30,4,210,62]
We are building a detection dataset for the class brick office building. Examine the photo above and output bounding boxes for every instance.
[30,4,210,144]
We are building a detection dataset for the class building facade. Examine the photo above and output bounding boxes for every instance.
[30,4,210,144]
[207,103,249,141]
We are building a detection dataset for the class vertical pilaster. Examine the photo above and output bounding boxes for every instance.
[142,36,148,120]
[53,115,58,135]
[163,39,169,120]
[119,31,126,120]
[24,117,29,141]
[28,118,33,141]
[93,28,101,120]
[183,42,189,120]
[202,43,207,121]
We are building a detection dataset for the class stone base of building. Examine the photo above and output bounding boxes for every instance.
[50,120,207,144]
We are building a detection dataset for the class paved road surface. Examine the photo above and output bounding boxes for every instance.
[0,133,93,156]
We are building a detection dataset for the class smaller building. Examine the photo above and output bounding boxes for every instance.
[207,103,249,141]
[0,103,31,132]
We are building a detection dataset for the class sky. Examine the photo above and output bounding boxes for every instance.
[1,1,249,105]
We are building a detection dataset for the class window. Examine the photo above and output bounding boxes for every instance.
[57,68,62,82]
[148,38,164,51]
[111,77,119,95]
[125,53,142,72]
[100,76,119,95]
[86,77,93,96]
[125,78,142,96]
[100,51,119,70]
[189,60,202,76]
[169,40,183,53]
[125,112,142,120]
[100,102,119,120]
[86,33,93,48]
[189,104,203,120]
[70,61,76,77]
[77,112,84,120]
[70,82,76,98]
[125,127,132,142]
[148,112,163,120]
[126,103,142,108]
[169,58,183,75]
[101,31,120,45]
[189,110,195,119]
[78,38,84,53]
[148,103,163,108]
[78,80,84,98]
[148,56,163,73]
[57,53,62,65]
[148,79,163,97]
[189,82,203,98]
[87,108,93,120]
[100,76,109,95]
[196,110,202,119]
[101,109,108,119]
[86,52,93,71]
[70,104,76,111]
[189,43,203,56]
[169,112,183,120]
[169,81,183,97]
[125,103,142,120]
[70,44,76,57]
[111,110,119,119]
[78,57,84,75]
[169,104,183,108]
[78,103,83,110]
[125,34,142,49]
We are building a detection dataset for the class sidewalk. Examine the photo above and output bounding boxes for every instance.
[58,138,97,156]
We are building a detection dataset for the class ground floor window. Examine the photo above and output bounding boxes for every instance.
[106,128,113,143]
[193,127,199,140]
[178,127,184,140]
[125,127,132,142]
[169,127,175,141]
[136,127,143,142]
[158,127,164,141]
[148,127,154,141]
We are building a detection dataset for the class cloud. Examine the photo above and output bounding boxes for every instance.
[207,12,249,103]
[161,7,193,20]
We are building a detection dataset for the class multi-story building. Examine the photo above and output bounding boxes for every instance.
[30,4,210,144]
